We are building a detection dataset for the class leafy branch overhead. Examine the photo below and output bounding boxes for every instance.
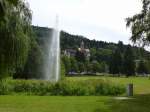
[0,0,19,20]
[126,0,150,46]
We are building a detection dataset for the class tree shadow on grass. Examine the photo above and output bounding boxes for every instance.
[109,94,150,112]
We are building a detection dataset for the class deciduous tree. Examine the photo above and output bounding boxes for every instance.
[126,0,150,46]
[0,0,32,79]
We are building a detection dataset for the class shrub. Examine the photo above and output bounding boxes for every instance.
[0,79,125,96]
[0,80,13,95]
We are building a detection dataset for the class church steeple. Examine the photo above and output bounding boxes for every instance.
[80,41,84,50]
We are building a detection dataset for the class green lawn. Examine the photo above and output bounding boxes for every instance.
[0,96,111,112]
[67,76,150,94]
[0,76,150,112]
[0,95,150,112]
[111,94,150,112]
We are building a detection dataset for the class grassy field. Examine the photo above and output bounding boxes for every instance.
[111,94,150,112]
[0,95,150,112]
[0,76,150,112]
[67,76,150,94]
[0,96,111,112]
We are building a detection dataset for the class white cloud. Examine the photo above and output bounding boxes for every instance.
[27,0,142,44]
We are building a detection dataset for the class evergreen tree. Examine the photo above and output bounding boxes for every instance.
[109,48,122,75]
[123,45,135,76]
[137,60,148,74]
[118,41,124,52]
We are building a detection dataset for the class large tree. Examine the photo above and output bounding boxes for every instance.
[70,57,78,72]
[137,60,148,74]
[123,46,135,76]
[126,0,150,46]
[0,0,18,20]
[14,39,43,79]
[109,48,122,75]
[62,56,71,74]
[0,0,32,79]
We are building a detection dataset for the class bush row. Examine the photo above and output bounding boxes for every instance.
[0,79,125,96]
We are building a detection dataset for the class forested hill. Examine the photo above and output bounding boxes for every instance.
[32,26,150,61]
[33,26,118,50]
[14,26,150,79]
[60,31,116,50]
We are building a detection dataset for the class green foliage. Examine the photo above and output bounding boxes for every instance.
[92,61,101,73]
[68,76,150,94]
[91,48,112,64]
[52,79,124,96]
[109,48,123,75]
[0,80,13,95]
[109,43,137,76]
[126,0,150,46]
[137,60,148,74]
[0,0,19,21]
[70,57,78,72]
[145,61,150,74]
[60,61,66,80]
[0,0,32,79]
[78,62,85,73]
[123,46,135,76]
[62,56,71,73]
[0,79,125,96]
[75,50,86,62]
[14,37,44,79]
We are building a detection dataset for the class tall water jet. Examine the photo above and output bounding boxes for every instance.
[44,16,60,82]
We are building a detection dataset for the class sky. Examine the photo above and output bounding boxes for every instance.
[26,0,142,44]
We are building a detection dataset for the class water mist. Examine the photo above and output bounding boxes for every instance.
[44,16,60,82]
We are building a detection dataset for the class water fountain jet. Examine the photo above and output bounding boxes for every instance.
[43,16,60,82]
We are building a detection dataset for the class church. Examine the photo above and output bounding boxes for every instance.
[64,41,90,59]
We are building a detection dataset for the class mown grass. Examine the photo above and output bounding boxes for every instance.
[0,96,111,112]
[110,94,150,112]
[1,95,150,112]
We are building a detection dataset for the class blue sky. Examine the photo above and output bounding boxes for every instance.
[27,0,142,44]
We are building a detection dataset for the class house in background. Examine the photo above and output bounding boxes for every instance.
[63,41,90,59]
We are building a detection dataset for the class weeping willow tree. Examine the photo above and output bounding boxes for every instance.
[126,0,150,46]
[0,0,32,79]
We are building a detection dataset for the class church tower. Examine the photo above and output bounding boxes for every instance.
[80,41,84,50]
